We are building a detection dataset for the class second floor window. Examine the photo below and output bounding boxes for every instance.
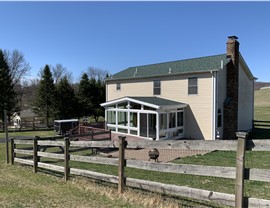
[116,83,121,91]
[153,80,161,95]
[188,77,198,95]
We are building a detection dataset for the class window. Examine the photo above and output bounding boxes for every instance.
[188,77,198,95]
[130,112,137,127]
[217,109,222,127]
[153,80,161,95]
[169,113,176,128]
[177,111,183,127]
[118,111,127,126]
[116,83,121,91]
[107,111,116,124]
[159,113,167,130]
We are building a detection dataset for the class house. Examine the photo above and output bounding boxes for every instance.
[101,36,255,140]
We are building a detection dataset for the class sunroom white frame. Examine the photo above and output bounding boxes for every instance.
[101,97,187,140]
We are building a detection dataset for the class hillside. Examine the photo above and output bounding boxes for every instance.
[254,88,270,120]
[254,82,270,91]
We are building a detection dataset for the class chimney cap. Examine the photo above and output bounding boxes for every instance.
[228,35,238,40]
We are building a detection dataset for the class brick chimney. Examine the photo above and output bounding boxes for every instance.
[223,36,239,139]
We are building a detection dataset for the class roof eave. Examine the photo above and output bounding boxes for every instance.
[100,97,160,109]
[160,104,188,110]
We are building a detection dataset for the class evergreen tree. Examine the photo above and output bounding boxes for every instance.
[77,72,106,122]
[90,78,105,122]
[0,49,16,121]
[34,65,56,127]
[77,73,92,117]
[55,76,78,119]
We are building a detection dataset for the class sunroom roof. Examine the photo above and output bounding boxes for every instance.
[101,96,187,110]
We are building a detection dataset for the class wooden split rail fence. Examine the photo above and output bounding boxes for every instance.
[10,133,270,208]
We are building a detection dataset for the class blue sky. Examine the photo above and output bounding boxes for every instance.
[1,2,270,82]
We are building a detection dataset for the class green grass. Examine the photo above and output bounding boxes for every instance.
[0,145,142,208]
[173,150,270,169]
[0,130,55,139]
[63,150,270,200]
[3,143,218,208]
[253,89,270,138]
[254,89,270,121]
[8,129,270,202]
[34,147,270,200]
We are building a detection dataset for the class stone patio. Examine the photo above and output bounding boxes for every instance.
[106,132,211,163]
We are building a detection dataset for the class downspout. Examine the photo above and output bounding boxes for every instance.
[106,82,108,101]
[252,78,256,129]
[156,111,159,141]
[104,107,108,130]
[211,71,217,140]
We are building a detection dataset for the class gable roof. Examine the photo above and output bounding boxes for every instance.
[101,96,187,110]
[108,54,230,81]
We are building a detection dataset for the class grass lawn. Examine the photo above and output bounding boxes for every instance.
[4,127,270,204]
[0,130,55,139]
[63,149,270,200]
[34,145,270,200]
[252,89,270,139]
[254,89,270,121]
[2,143,217,208]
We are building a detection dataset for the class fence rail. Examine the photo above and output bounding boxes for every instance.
[10,134,270,207]
[253,119,270,128]
[69,125,111,141]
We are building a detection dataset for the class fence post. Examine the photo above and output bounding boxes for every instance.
[91,130,94,140]
[33,117,35,130]
[64,137,70,182]
[4,109,9,164]
[235,132,248,208]
[118,136,126,194]
[10,138,15,165]
[33,136,38,173]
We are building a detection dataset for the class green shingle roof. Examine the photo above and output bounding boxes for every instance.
[109,54,230,80]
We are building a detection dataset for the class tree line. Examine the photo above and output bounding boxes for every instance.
[0,48,107,127]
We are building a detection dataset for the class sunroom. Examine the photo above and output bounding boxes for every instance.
[101,97,187,140]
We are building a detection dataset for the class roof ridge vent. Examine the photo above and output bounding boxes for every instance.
[168,68,172,74]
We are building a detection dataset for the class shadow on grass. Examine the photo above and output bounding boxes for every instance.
[37,167,64,178]
[250,128,270,139]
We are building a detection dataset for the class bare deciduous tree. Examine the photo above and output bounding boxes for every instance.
[87,66,108,81]
[3,49,30,85]
[20,79,40,110]
[52,64,72,83]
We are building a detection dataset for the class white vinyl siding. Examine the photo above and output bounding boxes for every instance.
[238,63,253,131]
[107,73,213,140]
